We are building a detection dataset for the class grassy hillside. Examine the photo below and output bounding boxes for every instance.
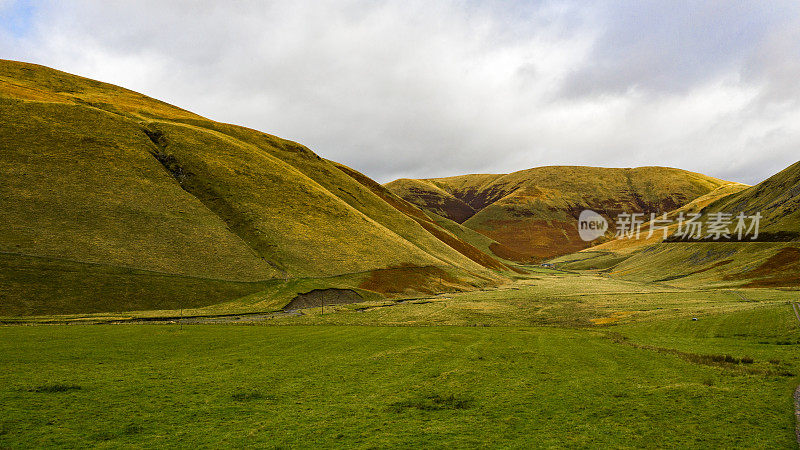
[554,161,800,288]
[695,160,800,239]
[587,182,751,254]
[0,60,508,315]
[328,161,510,273]
[555,242,800,288]
[387,166,728,261]
[383,178,477,222]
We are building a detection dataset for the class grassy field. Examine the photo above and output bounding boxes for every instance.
[1,271,798,448]
[262,268,798,328]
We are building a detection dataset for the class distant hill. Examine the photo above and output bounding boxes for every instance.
[693,161,800,240]
[0,60,509,315]
[553,161,800,288]
[587,182,751,254]
[387,166,728,260]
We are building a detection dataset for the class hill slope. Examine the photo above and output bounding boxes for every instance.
[387,166,728,260]
[554,161,800,288]
[695,160,800,240]
[0,60,508,315]
[586,182,751,254]
[382,178,476,223]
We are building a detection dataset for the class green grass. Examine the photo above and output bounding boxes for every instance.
[698,160,800,237]
[267,272,797,328]
[0,322,796,447]
[0,252,274,316]
[1,270,799,447]
[553,242,800,290]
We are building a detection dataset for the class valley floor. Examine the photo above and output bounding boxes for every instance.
[1,271,799,447]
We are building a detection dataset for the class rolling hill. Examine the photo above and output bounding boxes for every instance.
[0,60,510,315]
[689,160,800,241]
[387,166,729,260]
[553,161,800,288]
[2,59,794,316]
[583,182,751,254]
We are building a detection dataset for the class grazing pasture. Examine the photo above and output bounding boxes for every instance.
[1,271,798,448]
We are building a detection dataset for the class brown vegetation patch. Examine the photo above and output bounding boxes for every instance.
[413,219,507,270]
[359,265,462,296]
[476,219,588,260]
[728,247,800,288]
[748,247,800,275]
[446,186,506,211]
[489,242,534,263]
[404,187,475,223]
[741,274,800,288]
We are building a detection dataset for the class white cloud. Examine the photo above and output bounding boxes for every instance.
[2,0,799,184]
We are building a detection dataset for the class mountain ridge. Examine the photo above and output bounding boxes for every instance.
[386,165,730,260]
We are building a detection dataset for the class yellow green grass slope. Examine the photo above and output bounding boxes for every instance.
[554,162,800,288]
[0,60,507,315]
[387,166,728,261]
[693,160,800,240]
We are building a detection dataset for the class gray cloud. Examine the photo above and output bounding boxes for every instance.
[560,1,798,96]
[1,0,798,184]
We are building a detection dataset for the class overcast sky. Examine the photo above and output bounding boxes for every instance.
[2,1,799,184]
